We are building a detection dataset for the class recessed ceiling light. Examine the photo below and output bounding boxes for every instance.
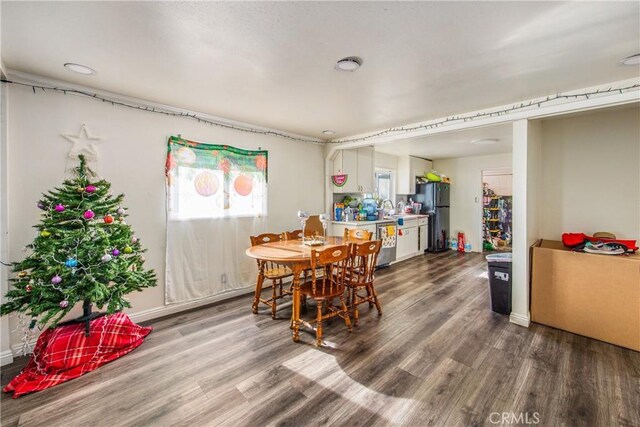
[64,63,95,75]
[322,130,335,136]
[470,138,499,145]
[620,54,640,66]
[335,57,363,72]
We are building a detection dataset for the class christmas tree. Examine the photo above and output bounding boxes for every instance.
[0,155,156,333]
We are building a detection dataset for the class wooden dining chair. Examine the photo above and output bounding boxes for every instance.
[282,228,313,311]
[283,229,303,240]
[343,228,374,241]
[346,240,382,326]
[250,233,293,319]
[305,215,324,238]
[343,228,374,275]
[299,245,352,346]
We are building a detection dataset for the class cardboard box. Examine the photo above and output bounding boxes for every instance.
[531,239,640,351]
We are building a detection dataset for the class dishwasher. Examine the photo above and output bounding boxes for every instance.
[376,221,397,267]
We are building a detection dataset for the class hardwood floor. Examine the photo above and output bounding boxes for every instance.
[1,251,639,426]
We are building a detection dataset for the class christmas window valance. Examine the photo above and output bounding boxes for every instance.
[165,136,268,220]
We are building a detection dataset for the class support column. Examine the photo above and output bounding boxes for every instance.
[511,119,541,327]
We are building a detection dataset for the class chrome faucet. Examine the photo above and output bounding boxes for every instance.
[396,201,405,214]
[379,199,394,210]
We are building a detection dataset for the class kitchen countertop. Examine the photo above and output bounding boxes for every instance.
[331,214,428,226]
[331,219,395,226]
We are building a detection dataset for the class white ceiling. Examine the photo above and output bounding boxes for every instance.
[2,1,639,140]
[374,123,514,160]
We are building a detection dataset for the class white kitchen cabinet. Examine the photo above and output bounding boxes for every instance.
[332,149,358,193]
[397,155,433,195]
[356,146,374,193]
[418,217,428,252]
[332,146,375,193]
[396,218,418,260]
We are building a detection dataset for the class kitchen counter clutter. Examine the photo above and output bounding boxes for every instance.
[531,239,640,351]
[330,214,428,227]
[330,214,428,265]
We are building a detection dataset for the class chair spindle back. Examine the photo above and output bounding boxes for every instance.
[349,240,382,285]
[310,245,350,296]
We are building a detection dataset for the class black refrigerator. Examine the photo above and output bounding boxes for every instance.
[415,181,450,252]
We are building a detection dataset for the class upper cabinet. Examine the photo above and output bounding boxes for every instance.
[332,146,375,193]
[397,155,433,194]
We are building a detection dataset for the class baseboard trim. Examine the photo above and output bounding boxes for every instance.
[4,287,257,361]
[509,312,531,328]
[0,349,14,366]
[128,286,255,324]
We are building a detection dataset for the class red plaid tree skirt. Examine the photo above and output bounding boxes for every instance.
[3,312,152,398]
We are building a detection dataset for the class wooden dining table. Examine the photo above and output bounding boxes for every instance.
[245,236,346,342]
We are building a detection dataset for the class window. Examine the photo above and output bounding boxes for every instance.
[375,169,394,202]
[166,137,268,220]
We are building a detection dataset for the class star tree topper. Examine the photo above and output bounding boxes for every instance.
[62,124,103,162]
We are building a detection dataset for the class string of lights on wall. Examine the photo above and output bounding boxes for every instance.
[0,78,322,144]
[333,83,640,144]
[2,78,638,145]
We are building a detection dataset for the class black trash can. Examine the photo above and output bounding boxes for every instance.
[486,253,512,315]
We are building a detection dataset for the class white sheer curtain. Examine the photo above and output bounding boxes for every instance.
[165,136,267,304]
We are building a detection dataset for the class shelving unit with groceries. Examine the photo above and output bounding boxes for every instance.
[482,183,512,251]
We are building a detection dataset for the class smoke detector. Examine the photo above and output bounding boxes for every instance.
[335,57,363,72]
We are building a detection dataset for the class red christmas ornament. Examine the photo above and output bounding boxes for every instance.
[255,155,267,171]
[25,285,33,292]
[104,215,114,224]
[234,174,253,196]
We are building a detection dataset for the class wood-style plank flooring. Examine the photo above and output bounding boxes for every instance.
[1,251,639,426]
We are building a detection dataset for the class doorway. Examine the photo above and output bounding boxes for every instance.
[481,169,512,252]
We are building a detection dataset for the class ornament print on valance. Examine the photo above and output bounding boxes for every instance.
[165,136,268,220]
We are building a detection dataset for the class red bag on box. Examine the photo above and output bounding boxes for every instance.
[562,232,638,252]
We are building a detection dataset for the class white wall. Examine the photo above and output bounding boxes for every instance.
[539,106,640,239]
[483,171,512,196]
[433,153,512,252]
[0,67,13,365]
[5,83,325,353]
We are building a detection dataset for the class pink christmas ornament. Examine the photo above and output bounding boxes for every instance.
[83,210,95,220]
[51,275,62,285]
[85,185,97,193]
[59,300,69,308]
[55,204,65,212]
